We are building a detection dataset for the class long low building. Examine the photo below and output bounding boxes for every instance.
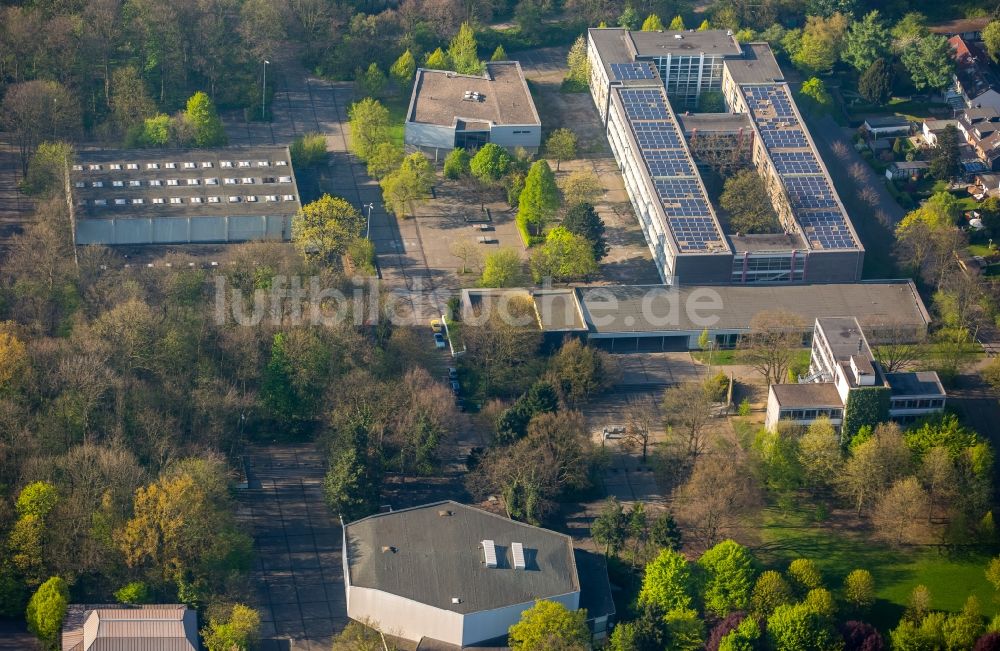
[587,29,864,285]
[70,146,301,245]
[462,280,930,352]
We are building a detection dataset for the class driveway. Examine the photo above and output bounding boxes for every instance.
[237,444,347,651]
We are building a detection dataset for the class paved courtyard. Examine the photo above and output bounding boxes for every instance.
[237,444,347,651]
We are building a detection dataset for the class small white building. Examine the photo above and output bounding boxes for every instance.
[404,62,541,158]
[922,119,958,147]
[863,116,911,139]
[885,161,929,180]
[343,501,614,648]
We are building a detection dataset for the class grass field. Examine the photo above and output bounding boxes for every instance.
[755,505,997,631]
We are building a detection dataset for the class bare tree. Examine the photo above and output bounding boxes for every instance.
[686,132,752,177]
[870,321,927,372]
[739,310,808,385]
[463,298,542,396]
[2,80,81,176]
[622,396,658,462]
[662,382,716,460]
[674,451,762,549]
[872,477,933,545]
[449,238,483,274]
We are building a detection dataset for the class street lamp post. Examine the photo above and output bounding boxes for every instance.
[262,60,270,121]
[364,202,375,239]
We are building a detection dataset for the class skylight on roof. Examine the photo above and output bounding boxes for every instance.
[126,163,139,170]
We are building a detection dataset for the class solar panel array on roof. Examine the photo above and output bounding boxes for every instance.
[610,62,657,81]
[615,86,726,253]
[741,84,857,250]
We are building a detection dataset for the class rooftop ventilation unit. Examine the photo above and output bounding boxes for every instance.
[438,509,453,517]
[674,34,683,39]
[511,542,526,570]
[482,539,498,568]
[452,597,461,604]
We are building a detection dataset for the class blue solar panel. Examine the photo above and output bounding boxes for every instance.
[772,151,821,175]
[611,62,657,81]
[784,176,837,210]
[642,150,694,177]
[620,88,670,121]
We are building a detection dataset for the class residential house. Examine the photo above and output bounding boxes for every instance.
[62,604,197,651]
[956,107,1000,171]
[922,118,958,146]
[885,160,929,181]
[976,172,1000,196]
[765,317,946,431]
[948,36,1000,112]
[930,17,990,41]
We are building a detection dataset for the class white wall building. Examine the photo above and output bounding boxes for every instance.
[342,501,613,648]
[404,62,541,158]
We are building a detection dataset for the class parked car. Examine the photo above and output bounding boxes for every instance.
[447,367,459,381]
[434,332,446,349]
[450,379,461,395]
[430,319,442,333]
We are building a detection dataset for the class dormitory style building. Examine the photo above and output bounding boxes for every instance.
[587,29,864,285]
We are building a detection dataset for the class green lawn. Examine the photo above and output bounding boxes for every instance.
[385,94,408,146]
[755,505,997,631]
[968,243,996,258]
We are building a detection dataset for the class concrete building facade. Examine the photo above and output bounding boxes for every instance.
[765,317,946,431]
[587,29,864,285]
[404,62,541,157]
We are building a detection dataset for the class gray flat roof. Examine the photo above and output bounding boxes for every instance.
[724,43,784,84]
[534,290,586,331]
[578,282,928,334]
[728,231,807,253]
[886,371,945,397]
[628,29,742,57]
[344,501,578,614]
[770,382,843,407]
[71,146,300,219]
[816,316,873,361]
[676,112,752,135]
[407,62,540,128]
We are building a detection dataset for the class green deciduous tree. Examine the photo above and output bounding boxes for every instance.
[548,338,612,404]
[642,14,664,31]
[529,227,598,282]
[563,202,609,261]
[16,482,59,518]
[565,36,590,89]
[114,581,150,605]
[842,10,890,71]
[837,423,911,514]
[985,22,1000,63]
[292,194,366,263]
[390,49,417,86]
[787,558,823,595]
[22,141,73,199]
[844,569,875,612]
[184,91,226,147]
[766,600,841,651]
[492,45,508,61]
[26,576,68,649]
[424,47,450,70]
[444,148,470,179]
[448,22,482,75]
[901,35,955,91]
[480,248,526,288]
[669,15,685,30]
[720,169,780,234]
[797,418,843,494]
[639,548,693,612]
[750,570,793,617]
[799,77,832,112]
[518,160,560,236]
[381,152,435,218]
[202,604,261,651]
[348,98,390,161]
[366,142,404,180]
[470,142,513,185]
[560,169,602,206]
[545,129,577,171]
[698,539,755,617]
[508,600,589,651]
[792,13,849,74]
[358,63,386,98]
[664,607,705,650]
[858,57,894,104]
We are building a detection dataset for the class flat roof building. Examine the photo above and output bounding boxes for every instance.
[405,62,541,156]
[765,317,946,431]
[70,146,300,246]
[462,280,930,352]
[343,501,614,648]
[587,29,864,285]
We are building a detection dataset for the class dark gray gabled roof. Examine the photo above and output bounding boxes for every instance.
[344,501,579,615]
